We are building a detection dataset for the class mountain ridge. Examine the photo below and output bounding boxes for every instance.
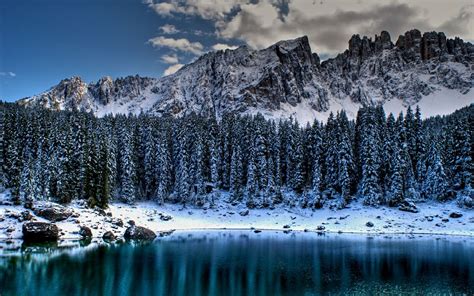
[18,29,474,122]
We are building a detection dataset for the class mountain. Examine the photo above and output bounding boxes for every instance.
[18,29,474,122]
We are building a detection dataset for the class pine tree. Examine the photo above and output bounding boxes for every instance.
[119,125,136,204]
[421,143,449,200]
[229,144,243,201]
[451,117,472,190]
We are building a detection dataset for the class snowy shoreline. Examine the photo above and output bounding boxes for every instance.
[1,193,473,242]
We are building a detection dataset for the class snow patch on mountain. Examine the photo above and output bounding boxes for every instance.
[18,29,474,121]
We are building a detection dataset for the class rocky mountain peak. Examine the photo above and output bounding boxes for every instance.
[19,29,473,122]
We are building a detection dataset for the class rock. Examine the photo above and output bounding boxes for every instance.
[124,226,156,241]
[398,200,419,213]
[71,212,80,218]
[0,217,4,222]
[110,218,124,227]
[253,230,262,233]
[127,220,136,226]
[158,230,175,237]
[316,225,325,231]
[102,231,115,241]
[449,212,463,218]
[33,205,72,222]
[7,212,20,220]
[20,211,33,222]
[79,226,92,239]
[159,215,173,221]
[442,218,449,223]
[239,210,249,216]
[106,212,113,217]
[22,222,59,243]
[366,222,374,227]
[339,215,350,220]
[283,225,291,229]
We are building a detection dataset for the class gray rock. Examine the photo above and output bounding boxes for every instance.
[22,222,59,242]
[33,205,72,222]
[239,210,249,216]
[449,212,463,218]
[102,231,115,241]
[159,214,173,221]
[398,200,419,213]
[124,226,156,241]
[366,222,374,227]
[158,230,175,237]
[20,211,33,222]
[79,226,92,239]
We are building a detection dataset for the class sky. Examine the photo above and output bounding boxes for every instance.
[1,0,473,102]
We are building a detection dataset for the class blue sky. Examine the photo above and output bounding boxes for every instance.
[0,0,238,101]
[1,0,472,102]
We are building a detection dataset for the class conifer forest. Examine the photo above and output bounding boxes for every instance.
[0,103,472,210]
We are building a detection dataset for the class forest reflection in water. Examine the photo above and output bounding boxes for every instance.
[0,231,473,296]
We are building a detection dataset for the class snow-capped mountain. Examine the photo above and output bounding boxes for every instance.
[19,29,473,122]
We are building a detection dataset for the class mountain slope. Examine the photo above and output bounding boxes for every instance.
[19,29,474,122]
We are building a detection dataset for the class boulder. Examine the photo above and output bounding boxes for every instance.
[79,226,92,239]
[158,230,175,237]
[398,200,419,213]
[239,209,249,216]
[33,205,72,222]
[449,212,463,218]
[102,231,115,241]
[124,226,156,241]
[159,214,173,221]
[22,222,59,243]
[20,211,33,222]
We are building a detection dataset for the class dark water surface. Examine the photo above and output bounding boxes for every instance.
[0,231,473,296]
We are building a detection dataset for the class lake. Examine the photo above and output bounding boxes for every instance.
[0,231,473,295]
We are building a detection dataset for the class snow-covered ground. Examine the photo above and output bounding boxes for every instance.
[1,191,473,242]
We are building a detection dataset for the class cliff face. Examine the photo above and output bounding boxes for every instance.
[19,29,473,121]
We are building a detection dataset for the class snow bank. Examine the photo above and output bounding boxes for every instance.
[1,191,473,243]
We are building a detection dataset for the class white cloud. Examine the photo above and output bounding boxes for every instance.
[161,53,179,64]
[160,24,179,34]
[145,0,474,56]
[212,43,238,51]
[148,36,204,55]
[0,72,16,77]
[163,63,184,76]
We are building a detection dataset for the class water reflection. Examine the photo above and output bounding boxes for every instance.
[0,232,473,295]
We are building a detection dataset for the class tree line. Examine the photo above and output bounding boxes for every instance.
[0,102,472,209]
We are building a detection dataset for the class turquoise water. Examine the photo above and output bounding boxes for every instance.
[0,231,473,295]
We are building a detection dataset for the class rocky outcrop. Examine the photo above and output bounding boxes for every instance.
[22,222,59,242]
[102,231,116,241]
[19,29,473,121]
[33,204,73,222]
[124,225,156,241]
[79,226,92,239]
